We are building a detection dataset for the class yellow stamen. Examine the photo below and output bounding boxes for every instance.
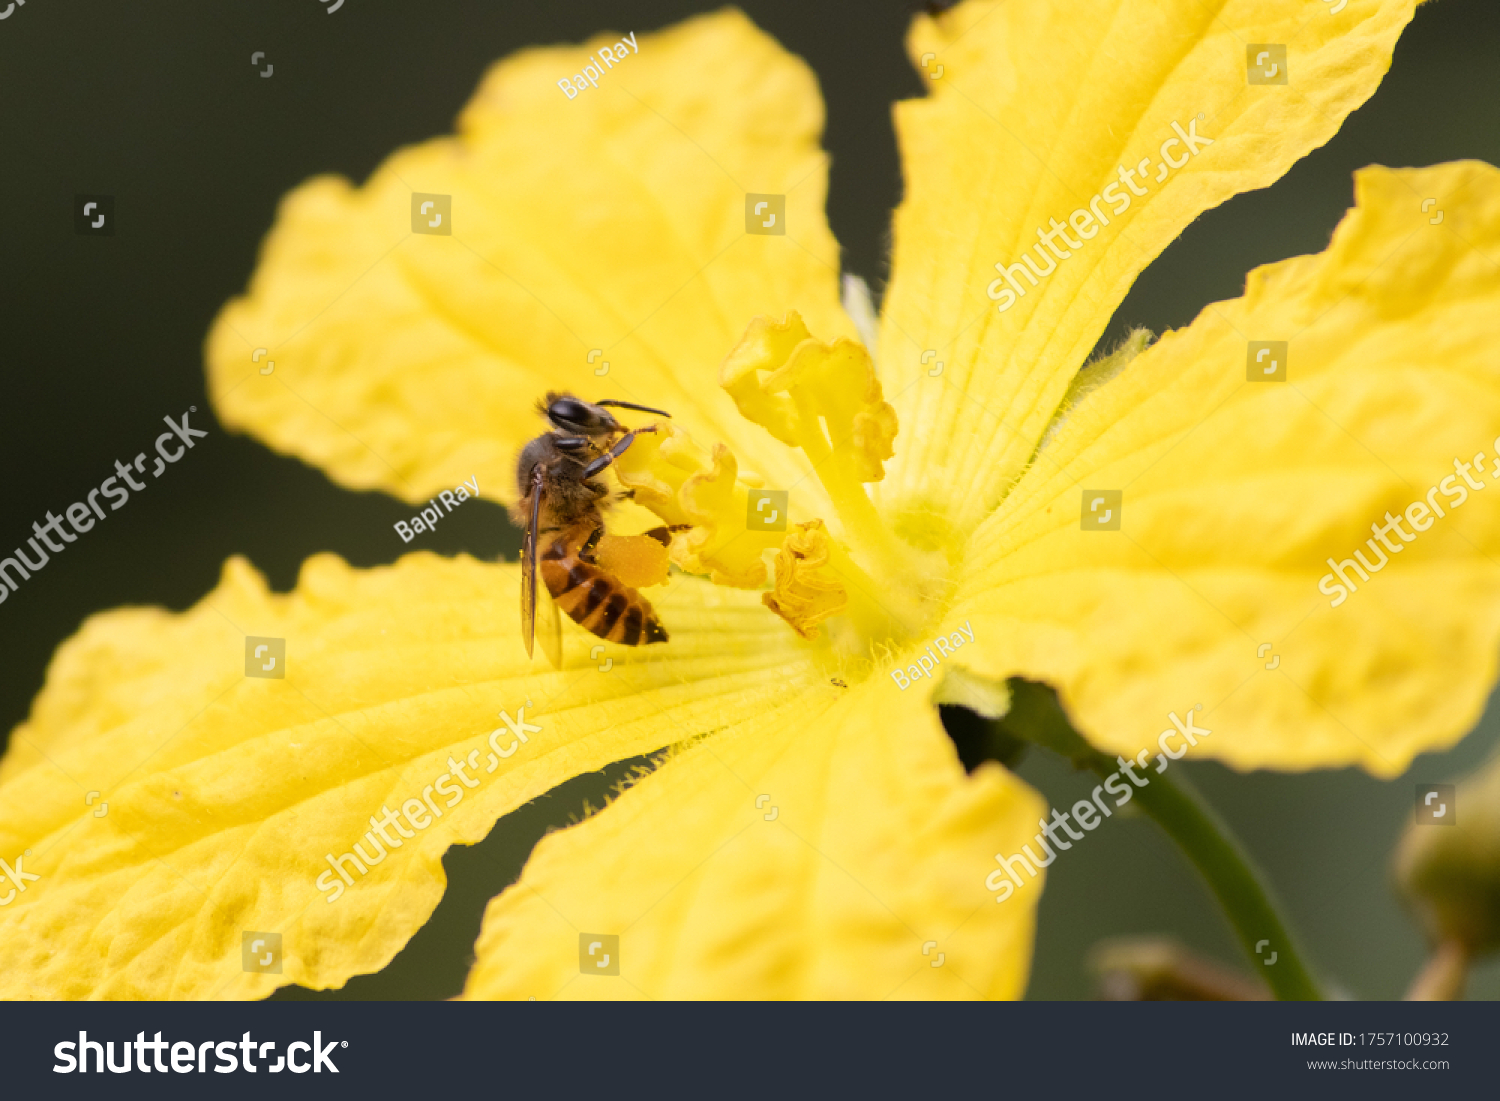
[761,521,848,640]
[719,312,914,586]
[614,424,780,588]
[614,311,941,650]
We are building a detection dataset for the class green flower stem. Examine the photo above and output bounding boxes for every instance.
[994,680,1323,1001]
[1086,753,1321,1001]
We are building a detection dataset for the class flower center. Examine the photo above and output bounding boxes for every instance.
[613,311,944,665]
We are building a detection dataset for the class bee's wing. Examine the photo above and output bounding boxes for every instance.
[537,579,563,669]
[520,464,545,660]
[520,465,566,669]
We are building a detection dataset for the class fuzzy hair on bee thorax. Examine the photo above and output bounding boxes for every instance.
[509,433,611,532]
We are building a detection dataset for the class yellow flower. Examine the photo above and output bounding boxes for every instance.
[3,0,1494,1001]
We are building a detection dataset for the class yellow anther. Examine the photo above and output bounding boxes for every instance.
[614,423,780,589]
[761,521,849,641]
[611,315,931,647]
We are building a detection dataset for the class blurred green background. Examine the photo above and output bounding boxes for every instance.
[0,0,1496,1000]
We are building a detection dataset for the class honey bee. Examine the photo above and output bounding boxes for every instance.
[512,392,679,665]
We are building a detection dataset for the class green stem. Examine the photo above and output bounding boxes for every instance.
[995,680,1323,1001]
[1092,755,1320,1000]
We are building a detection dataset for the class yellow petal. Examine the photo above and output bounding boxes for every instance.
[0,554,813,998]
[879,0,1417,531]
[461,678,1045,999]
[947,162,1500,776]
[205,9,852,509]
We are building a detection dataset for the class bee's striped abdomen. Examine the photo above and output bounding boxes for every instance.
[539,528,668,646]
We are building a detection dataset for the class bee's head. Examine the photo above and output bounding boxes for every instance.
[541,392,620,436]
[541,392,672,435]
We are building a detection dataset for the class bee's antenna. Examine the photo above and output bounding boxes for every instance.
[596,399,672,418]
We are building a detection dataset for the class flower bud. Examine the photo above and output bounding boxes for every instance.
[1394,751,1500,956]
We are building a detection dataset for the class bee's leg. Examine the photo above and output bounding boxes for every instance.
[641,524,691,547]
[581,426,659,479]
[578,525,605,563]
[552,435,592,453]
